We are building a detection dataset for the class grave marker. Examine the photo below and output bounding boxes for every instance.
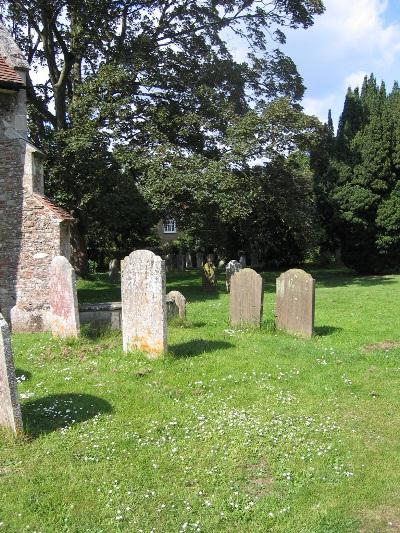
[0,314,23,434]
[275,268,315,338]
[49,256,80,338]
[229,268,263,327]
[121,250,167,358]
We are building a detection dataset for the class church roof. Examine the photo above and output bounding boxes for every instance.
[0,55,24,88]
[32,194,75,222]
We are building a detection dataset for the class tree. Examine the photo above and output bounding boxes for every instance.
[1,0,325,270]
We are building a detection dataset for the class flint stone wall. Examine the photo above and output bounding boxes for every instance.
[275,268,315,338]
[229,268,263,327]
[0,314,23,434]
[121,250,167,357]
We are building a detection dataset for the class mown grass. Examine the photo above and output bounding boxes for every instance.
[1,268,400,532]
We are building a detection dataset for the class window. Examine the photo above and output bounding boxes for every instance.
[163,218,177,234]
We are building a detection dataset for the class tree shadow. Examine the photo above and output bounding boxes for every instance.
[21,393,113,438]
[170,339,234,358]
[15,368,32,382]
[314,325,343,337]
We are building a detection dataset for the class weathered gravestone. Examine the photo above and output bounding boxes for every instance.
[121,250,167,358]
[185,252,193,269]
[229,268,263,327]
[166,290,186,319]
[0,314,23,434]
[49,256,80,338]
[108,258,120,282]
[177,253,185,272]
[239,254,247,268]
[196,252,204,269]
[275,269,315,338]
[202,257,217,292]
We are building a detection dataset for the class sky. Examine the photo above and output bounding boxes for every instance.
[282,0,400,129]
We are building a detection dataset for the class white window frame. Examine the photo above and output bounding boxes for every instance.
[163,218,177,234]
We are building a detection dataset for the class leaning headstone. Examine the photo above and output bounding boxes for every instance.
[229,268,263,327]
[177,253,185,272]
[121,250,167,358]
[225,259,242,292]
[49,256,80,338]
[185,252,193,269]
[0,314,23,434]
[275,269,315,338]
[166,290,186,319]
[108,258,120,282]
[196,252,204,269]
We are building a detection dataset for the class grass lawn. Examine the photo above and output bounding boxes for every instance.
[1,268,400,532]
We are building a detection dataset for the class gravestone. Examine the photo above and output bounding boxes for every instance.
[165,253,173,273]
[166,290,186,319]
[177,253,185,272]
[0,314,23,434]
[275,269,315,338]
[166,297,179,318]
[239,254,247,268]
[49,256,80,338]
[229,268,263,327]
[225,259,242,292]
[108,258,120,282]
[121,250,167,358]
[185,252,193,269]
[196,252,204,269]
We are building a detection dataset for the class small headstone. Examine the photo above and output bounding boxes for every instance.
[275,269,315,338]
[108,258,120,282]
[202,258,217,292]
[176,253,185,272]
[229,268,263,327]
[185,252,193,269]
[0,314,23,434]
[49,256,80,338]
[196,252,204,269]
[225,259,242,292]
[239,254,247,268]
[166,291,186,319]
[121,250,167,358]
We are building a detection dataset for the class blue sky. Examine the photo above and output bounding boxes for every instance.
[282,0,400,129]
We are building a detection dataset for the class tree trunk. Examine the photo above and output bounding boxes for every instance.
[70,221,89,278]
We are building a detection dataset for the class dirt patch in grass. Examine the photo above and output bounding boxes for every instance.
[245,459,274,496]
[359,506,400,532]
[362,340,400,352]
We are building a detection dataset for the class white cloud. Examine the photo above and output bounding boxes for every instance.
[343,71,368,90]
[302,94,340,123]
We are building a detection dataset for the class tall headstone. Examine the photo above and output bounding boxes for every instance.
[229,268,263,327]
[196,252,204,269]
[177,253,185,272]
[108,258,120,282]
[121,250,167,358]
[185,252,193,269]
[202,258,217,292]
[0,314,23,434]
[166,290,186,319]
[49,256,80,338]
[275,269,315,338]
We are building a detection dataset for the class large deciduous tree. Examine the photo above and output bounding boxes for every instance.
[1,0,325,271]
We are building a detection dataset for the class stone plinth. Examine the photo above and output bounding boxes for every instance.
[275,269,315,338]
[49,256,80,338]
[229,268,263,327]
[0,314,23,434]
[121,250,167,358]
[166,291,186,319]
[79,302,122,330]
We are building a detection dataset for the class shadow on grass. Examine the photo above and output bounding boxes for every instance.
[22,393,113,438]
[15,368,32,382]
[170,339,234,358]
[314,325,343,336]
